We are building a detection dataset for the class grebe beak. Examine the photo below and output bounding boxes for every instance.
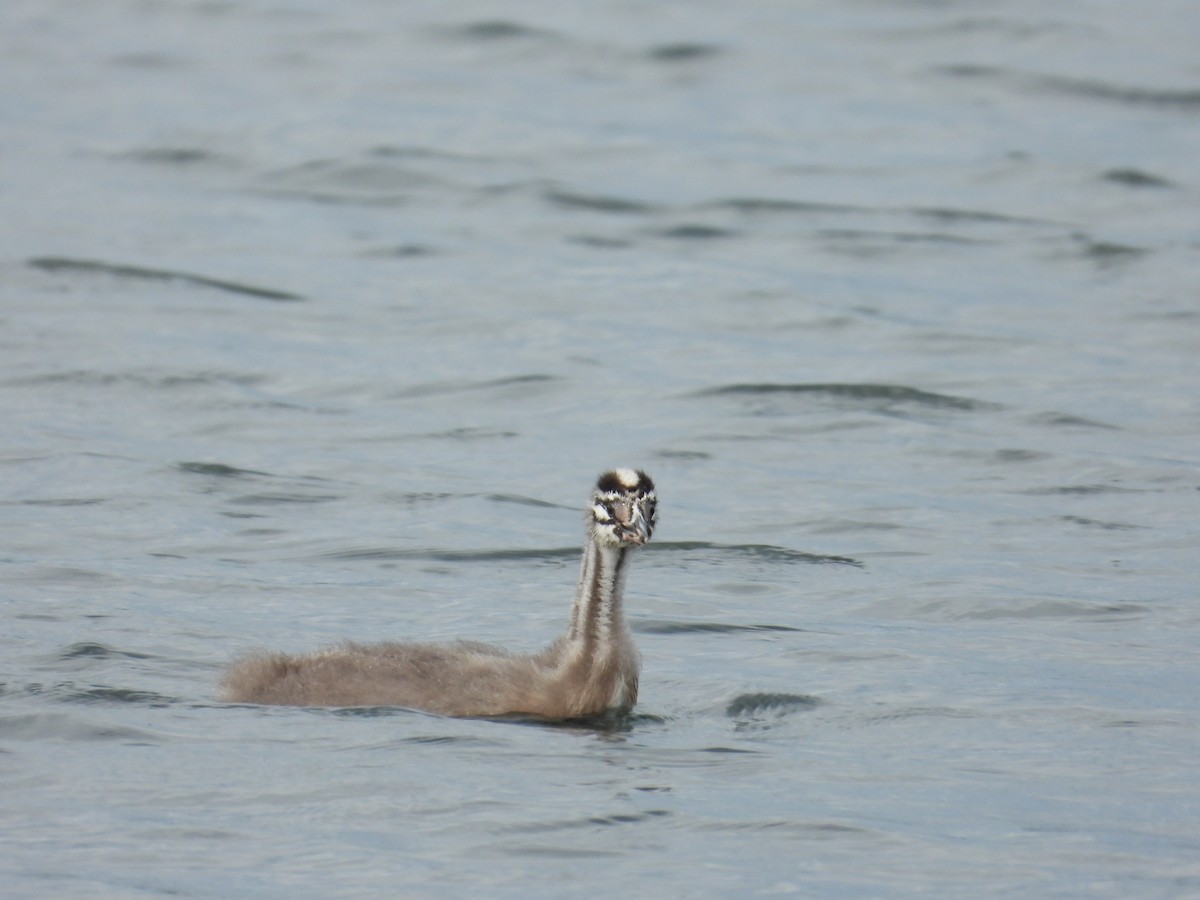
[619,512,651,545]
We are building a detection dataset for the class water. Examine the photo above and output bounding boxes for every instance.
[2,1,1198,896]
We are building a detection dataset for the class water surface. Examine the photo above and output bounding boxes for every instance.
[2,1,1198,896]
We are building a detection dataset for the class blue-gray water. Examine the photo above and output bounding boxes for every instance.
[2,1,1199,897]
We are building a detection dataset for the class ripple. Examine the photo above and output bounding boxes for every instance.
[1023,483,1142,496]
[27,256,303,301]
[1060,233,1149,266]
[1061,515,1144,531]
[653,449,712,460]
[324,706,423,719]
[1101,168,1175,188]
[1036,75,1200,108]
[917,598,1145,621]
[118,146,234,167]
[257,157,446,204]
[380,491,459,508]
[228,492,341,505]
[485,493,568,510]
[387,374,559,401]
[707,197,860,215]
[1028,411,1121,430]
[396,734,489,744]
[908,205,1051,226]
[424,427,519,441]
[493,707,651,733]
[3,497,106,507]
[936,64,1200,109]
[177,461,270,479]
[697,382,996,412]
[820,227,991,248]
[440,20,557,42]
[636,620,804,635]
[861,705,980,724]
[655,224,737,240]
[804,518,903,536]
[646,43,722,62]
[696,819,874,837]
[726,693,822,717]
[991,448,1051,463]
[0,712,160,743]
[2,369,267,390]
[58,642,154,662]
[566,234,632,249]
[655,541,862,567]
[319,546,581,563]
[51,684,177,706]
[544,189,656,214]
[361,243,439,258]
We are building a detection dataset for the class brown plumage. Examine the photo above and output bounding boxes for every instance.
[221,468,657,719]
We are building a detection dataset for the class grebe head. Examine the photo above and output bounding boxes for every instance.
[588,468,657,547]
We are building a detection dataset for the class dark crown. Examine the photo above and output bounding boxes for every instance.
[595,468,654,496]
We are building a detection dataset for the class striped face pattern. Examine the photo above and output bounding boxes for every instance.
[589,468,657,547]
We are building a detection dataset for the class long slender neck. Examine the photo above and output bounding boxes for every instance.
[566,537,632,651]
[532,532,640,717]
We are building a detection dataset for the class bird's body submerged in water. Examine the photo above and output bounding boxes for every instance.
[221,468,657,719]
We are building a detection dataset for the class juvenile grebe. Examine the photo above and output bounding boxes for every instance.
[220,468,657,718]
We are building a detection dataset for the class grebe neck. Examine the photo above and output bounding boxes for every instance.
[567,539,633,649]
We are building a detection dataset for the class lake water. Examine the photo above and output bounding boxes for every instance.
[2,1,1199,896]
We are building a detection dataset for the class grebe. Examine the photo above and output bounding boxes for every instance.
[220,468,657,719]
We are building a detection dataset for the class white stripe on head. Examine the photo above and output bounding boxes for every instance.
[614,468,640,489]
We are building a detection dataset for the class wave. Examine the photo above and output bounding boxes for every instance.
[27,256,303,301]
[696,382,995,412]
